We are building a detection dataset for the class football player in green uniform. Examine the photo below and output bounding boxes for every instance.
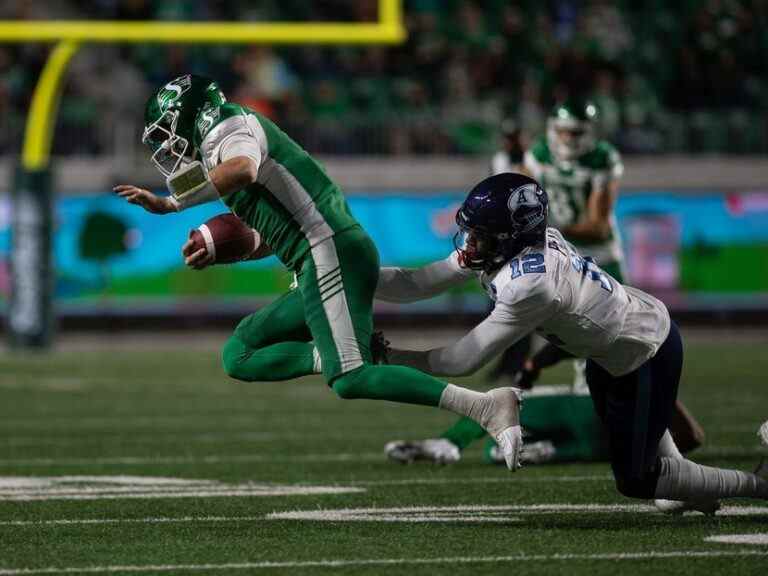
[385,100,703,468]
[114,74,525,470]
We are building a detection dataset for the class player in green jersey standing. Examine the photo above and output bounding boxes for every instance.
[114,74,525,470]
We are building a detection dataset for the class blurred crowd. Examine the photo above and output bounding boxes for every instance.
[0,0,766,156]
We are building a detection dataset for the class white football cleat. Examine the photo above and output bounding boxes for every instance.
[495,425,523,471]
[482,387,523,471]
[654,498,721,516]
[759,420,768,447]
[384,439,461,465]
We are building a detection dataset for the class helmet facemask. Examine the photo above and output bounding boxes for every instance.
[142,109,196,178]
[547,118,594,162]
[454,226,510,272]
[454,180,548,273]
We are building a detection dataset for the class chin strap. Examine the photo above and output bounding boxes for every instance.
[166,161,220,211]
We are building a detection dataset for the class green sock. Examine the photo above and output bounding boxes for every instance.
[222,337,316,382]
[441,416,487,450]
[331,364,446,406]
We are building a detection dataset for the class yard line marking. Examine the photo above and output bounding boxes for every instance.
[4,504,768,528]
[0,430,404,447]
[705,533,768,545]
[1,551,767,574]
[346,475,612,486]
[0,516,264,527]
[0,453,385,466]
[0,414,369,430]
[267,503,768,522]
[0,489,364,502]
[0,476,364,502]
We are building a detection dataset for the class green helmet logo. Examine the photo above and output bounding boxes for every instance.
[142,74,226,177]
[547,99,598,162]
[155,75,192,113]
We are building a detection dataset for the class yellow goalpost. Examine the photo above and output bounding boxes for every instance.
[2,0,406,347]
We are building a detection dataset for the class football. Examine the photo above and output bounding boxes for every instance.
[188,213,261,264]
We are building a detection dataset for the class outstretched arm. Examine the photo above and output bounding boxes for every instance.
[388,311,523,376]
[375,252,474,303]
[387,282,557,376]
[114,156,258,214]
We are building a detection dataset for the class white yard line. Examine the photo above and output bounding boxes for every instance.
[0,431,384,447]
[1,551,767,575]
[0,516,264,527]
[0,453,385,466]
[347,475,612,486]
[266,503,768,522]
[6,504,767,527]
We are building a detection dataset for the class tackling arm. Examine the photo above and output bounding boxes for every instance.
[387,282,557,376]
[375,252,473,303]
[388,311,525,376]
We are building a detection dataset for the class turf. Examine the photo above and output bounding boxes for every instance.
[0,330,766,575]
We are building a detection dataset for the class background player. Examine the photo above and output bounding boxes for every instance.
[376,172,768,510]
[114,74,525,469]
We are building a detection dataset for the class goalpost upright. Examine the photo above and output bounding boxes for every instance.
[2,0,406,348]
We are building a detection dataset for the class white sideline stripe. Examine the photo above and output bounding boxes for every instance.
[1,551,767,575]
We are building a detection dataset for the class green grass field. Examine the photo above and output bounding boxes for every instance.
[0,330,767,575]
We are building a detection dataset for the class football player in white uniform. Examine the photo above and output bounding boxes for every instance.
[375,172,768,507]
[386,102,704,468]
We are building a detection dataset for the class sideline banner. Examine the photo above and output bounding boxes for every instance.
[1,190,767,313]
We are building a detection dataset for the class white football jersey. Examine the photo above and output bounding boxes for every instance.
[480,228,669,376]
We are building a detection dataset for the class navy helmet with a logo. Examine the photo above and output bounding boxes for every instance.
[454,172,548,271]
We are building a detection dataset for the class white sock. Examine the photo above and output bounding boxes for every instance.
[438,384,518,437]
[657,430,683,460]
[439,383,490,423]
[655,456,768,501]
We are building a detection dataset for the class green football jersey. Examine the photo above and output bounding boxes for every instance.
[195,103,359,271]
[523,137,624,265]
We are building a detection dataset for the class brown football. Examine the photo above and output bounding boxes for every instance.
[188,213,260,264]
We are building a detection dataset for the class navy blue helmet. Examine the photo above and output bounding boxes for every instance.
[455,173,548,271]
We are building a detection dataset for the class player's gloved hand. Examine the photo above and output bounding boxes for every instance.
[514,358,541,390]
[370,331,391,365]
[181,238,215,270]
[114,185,176,214]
